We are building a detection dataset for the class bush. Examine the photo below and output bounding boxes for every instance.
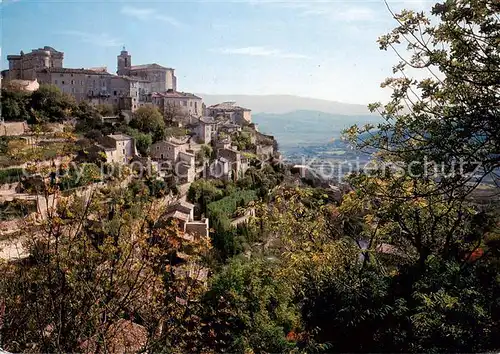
[0,168,24,184]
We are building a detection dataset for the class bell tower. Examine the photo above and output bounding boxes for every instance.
[117,46,131,76]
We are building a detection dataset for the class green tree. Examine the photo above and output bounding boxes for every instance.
[0,87,31,122]
[130,106,165,142]
[201,258,299,353]
[345,0,500,197]
[30,84,76,123]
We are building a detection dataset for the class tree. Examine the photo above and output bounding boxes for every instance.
[163,102,189,126]
[344,0,500,196]
[0,87,31,122]
[201,258,299,353]
[0,184,212,352]
[195,144,213,166]
[30,84,76,123]
[95,103,115,116]
[130,106,165,142]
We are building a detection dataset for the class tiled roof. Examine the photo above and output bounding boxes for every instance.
[208,102,251,111]
[36,67,112,76]
[87,66,108,73]
[165,210,190,222]
[108,134,133,141]
[130,63,174,71]
[119,75,151,83]
[95,144,115,152]
[199,116,215,124]
[153,90,202,99]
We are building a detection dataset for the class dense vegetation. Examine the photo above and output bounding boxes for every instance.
[0,1,500,353]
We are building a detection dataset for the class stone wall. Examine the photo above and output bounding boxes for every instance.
[0,122,28,136]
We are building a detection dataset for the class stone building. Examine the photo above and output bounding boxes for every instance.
[5,79,40,92]
[207,102,252,125]
[152,90,203,119]
[117,48,177,92]
[2,46,180,113]
[4,46,64,81]
[95,134,137,164]
[194,116,216,144]
[150,138,196,183]
[164,200,209,239]
[217,147,249,181]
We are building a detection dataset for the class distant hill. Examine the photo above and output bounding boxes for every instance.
[252,110,382,150]
[198,94,375,116]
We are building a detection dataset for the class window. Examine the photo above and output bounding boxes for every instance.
[60,73,64,77]
[81,80,84,85]
[71,80,75,85]
[71,74,74,77]
[62,81,65,85]
[190,101,193,107]
[71,88,76,93]
[114,91,117,96]
[122,149,125,154]
[54,80,58,84]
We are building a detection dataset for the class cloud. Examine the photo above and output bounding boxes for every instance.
[121,6,183,28]
[249,1,385,23]
[214,46,310,59]
[58,30,121,47]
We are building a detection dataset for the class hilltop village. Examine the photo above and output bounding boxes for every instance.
[0,46,295,259]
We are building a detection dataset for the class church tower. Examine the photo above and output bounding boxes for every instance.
[117,47,131,76]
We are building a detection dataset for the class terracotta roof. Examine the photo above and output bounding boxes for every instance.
[130,63,174,71]
[36,67,112,76]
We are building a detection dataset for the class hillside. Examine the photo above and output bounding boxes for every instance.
[252,110,382,150]
[199,94,376,116]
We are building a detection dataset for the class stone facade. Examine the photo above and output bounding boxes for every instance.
[98,134,137,164]
[165,201,209,239]
[151,140,186,161]
[151,139,195,183]
[0,122,29,136]
[5,46,64,81]
[207,102,252,125]
[195,117,216,144]
[209,157,231,181]
[152,90,203,118]
[6,79,40,92]
[217,147,249,180]
[2,47,179,113]
[117,49,177,92]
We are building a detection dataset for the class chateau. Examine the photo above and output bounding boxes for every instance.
[1,46,195,114]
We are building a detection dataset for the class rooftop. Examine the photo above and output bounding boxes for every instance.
[152,90,202,100]
[165,210,190,222]
[199,116,216,124]
[95,144,116,152]
[108,134,133,141]
[36,67,113,76]
[208,102,251,112]
[130,63,174,71]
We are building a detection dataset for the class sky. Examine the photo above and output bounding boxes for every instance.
[1,0,434,104]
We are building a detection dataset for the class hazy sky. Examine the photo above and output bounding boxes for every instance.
[1,0,434,104]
